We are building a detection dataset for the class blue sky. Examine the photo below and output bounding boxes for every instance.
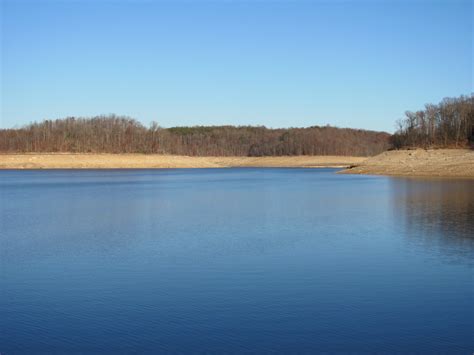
[1,0,472,132]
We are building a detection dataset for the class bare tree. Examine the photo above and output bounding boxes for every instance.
[391,94,474,149]
[0,116,391,156]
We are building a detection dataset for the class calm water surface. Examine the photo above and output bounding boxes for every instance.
[1,169,473,353]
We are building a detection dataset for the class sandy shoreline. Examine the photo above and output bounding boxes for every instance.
[2,150,473,178]
[340,149,474,179]
[0,154,366,169]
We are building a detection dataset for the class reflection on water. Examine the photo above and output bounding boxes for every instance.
[391,178,474,263]
[1,169,473,353]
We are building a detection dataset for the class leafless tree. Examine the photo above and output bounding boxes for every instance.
[0,116,391,156]
[391,94,474,149]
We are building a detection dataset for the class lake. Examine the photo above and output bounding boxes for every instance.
[1,168,473,353]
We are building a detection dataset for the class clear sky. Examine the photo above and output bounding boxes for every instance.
[1,0,472,132]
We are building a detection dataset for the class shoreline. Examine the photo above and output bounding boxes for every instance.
[0,154,366,169]
[1,150,473,179]
[340,149,474,179]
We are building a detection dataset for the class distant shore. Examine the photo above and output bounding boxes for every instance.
[0,154,366,169]
[340,149,474,179]
[2,150,473,178]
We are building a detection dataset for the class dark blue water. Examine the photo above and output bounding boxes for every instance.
[1,169,473,353]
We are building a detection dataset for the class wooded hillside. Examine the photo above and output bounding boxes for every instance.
[391,94,474,148]
[0,117,390,156]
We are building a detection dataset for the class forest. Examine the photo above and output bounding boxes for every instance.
[391,94,474,148]
[0,117,390,157]
[2,94,471,156]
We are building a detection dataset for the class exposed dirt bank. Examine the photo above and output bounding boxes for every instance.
[0,154,366,169]
[340,149,474,179]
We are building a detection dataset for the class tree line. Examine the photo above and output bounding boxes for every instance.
[0,116,390,156]
[391,94,474,148]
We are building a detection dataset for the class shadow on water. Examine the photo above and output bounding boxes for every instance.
[390,178,474,263]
